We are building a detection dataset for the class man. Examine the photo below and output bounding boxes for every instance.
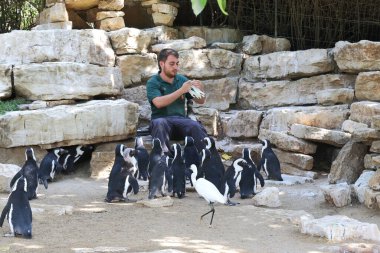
[146,48,208,154]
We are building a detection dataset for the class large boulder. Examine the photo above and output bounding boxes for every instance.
[369,169,380,191]
[13,63,123,100]
[349,101,380,126]
[190,108,219,136]
[333,40,380,73]
[238,74,355,110]
[320,183,351,207]
[38,2,69,24]
[0,99,138,148]
[65,0,99,10]
[0,164,21,193]
[355,71,380,101]
[289,124,351,147]
[219,110,263,138]
[242,34,291,55]
[0,64,12,100]
[328,141,368,184]
[108,27,153,55]
[178,26,242,44]
[192,77,239,111]
[0,30,115,66]
[116,54,158,87]
[260,105,349,132]
[178,49,243,79]
[353,170,376,203]
[242,49,334,80]
[272,148,314,171]
[151,36,206,53]
[316,88,354,106]
[144,26,178,43]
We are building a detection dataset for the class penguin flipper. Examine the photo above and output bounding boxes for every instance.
[255,171,265,187]
[9,172,21,188]
[128,176,139,195]
[0,202,10,227]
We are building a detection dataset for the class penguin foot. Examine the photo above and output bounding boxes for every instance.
[125,198,137,203]
[226,199,240,206]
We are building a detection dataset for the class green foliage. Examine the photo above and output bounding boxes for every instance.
[0,0,45,33]
[191,0,228,16]
[0,99,29,115]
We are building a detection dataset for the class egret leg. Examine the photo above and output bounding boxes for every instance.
[200,203,215,226]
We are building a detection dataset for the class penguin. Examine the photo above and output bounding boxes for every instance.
[170,143,186,198]
[240,148,265,198]
[148,155,171,199]
[38,148,68,189]
[105,144,139,203]
[202,137,225,187]
[148,138,163,178]
[59,145,95,174]
[259,139,283,181]
[199,148,224,193]
[10,148,39,200]
[183,136,201,186]
[0,175,32,238]
[220,158,247,204]
[134,137,149,181]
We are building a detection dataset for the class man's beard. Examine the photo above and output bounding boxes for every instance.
[162,66,176,78]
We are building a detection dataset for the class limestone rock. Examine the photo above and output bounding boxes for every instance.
[355,71,380,101]
[96,11,124,21]
[0,30,115,66]
[289,124,351,147]
[178,26,243,44]
[67,9,92,29]
[189,108,219,136]
[350,101,380,126]
[116,53,158,87]
[219,110,262,138]
[108,27,152,54]
[353,170,376,203]
[341,119,369,133]
[96,16,125,31]
[258,129,317,155]
[280,163,318,179]
[192,77,238,111]
[265,175,313,186]
[364,188,380,209]
[152,3,178,15]
[151,36,206,53]
[90,150,114,179]
[260,105,349,132]
[38,3,69,24]
[210,42,238,50]
[122,85,151,123]
[178,49,243,79]
[152,12,176,26]
[46,0,64,7]
[0,64,12,99]
[370,140,380,153]
[316,88,354,105]
[320,183,351,207]
[98,0,124,10]
[13,63,123,100]
[65,0,99,10]
[242,34,262,55]
[215,139,262,163]
[242,34,291,55]
[242,49,334,80]
[300,215,380,242]
[0,164,21,193]
[273,148,314,171]
[137,196,174,208]
[252,187,281,207]
[333,40,380,73]
[32,203,73,216]
[32,21,73,30]
[369,169,380,190]
[144,26,178,43]
[351,127,380,143]
[372,116,380,130]
[0,99,138,148]
[238,74,355,110]
[328,141,368,184]
[364,154,380,170]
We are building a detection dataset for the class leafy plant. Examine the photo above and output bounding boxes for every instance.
[191,0,228,16]
[0,99,29,115]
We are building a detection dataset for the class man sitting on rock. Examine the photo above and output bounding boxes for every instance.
[146,48,207,154]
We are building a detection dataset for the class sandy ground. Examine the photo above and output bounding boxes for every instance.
[0,166,379,253]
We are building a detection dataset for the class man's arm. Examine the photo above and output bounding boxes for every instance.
[152,80,193,109]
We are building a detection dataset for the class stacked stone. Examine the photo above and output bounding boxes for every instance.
[95,0,125,31]
[141,0,179,27]
[33,0,72,30]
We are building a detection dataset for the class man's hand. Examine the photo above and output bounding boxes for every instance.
[181,80,193,94]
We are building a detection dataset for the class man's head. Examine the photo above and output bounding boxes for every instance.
[158,48,179,78]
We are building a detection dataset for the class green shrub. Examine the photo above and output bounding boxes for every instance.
[0,99,29,115]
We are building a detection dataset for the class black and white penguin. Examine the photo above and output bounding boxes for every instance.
[259,139,283,181]
[170,143,186,198]
[10,148,39,200]
[220,158,246,204]
[58,145,95,174]
[148,155,171,199]
[199,148,224,193]
[0,175,32,238]
[134,137,149,181]
[38,148,68,189]
[148,138,163,178]
[183,136,201,186]
[240,148,265,198]
[105,144,139,202]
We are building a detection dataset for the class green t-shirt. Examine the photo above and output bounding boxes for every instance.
[146,73,193,119]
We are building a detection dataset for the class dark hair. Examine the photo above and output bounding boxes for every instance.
[158,48,179,72]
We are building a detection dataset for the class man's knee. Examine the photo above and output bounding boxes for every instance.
[151,118,169,131]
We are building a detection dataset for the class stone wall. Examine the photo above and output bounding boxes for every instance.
[0,23,379,208]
